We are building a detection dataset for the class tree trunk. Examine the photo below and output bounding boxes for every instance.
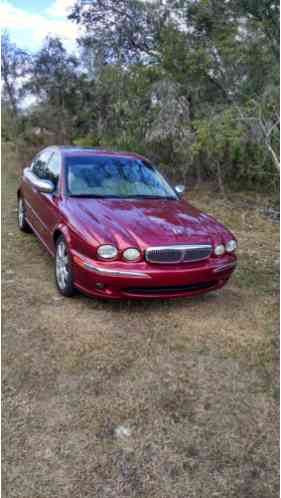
[216,161,225,195]
[266,141,280,172]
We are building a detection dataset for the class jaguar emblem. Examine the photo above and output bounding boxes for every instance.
[173,227,185,235]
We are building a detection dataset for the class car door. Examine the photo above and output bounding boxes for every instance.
[35,150,62,252]
[33,150,62,253]
[23,148,54,237]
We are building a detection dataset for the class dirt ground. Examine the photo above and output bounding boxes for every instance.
[2,147,280,498]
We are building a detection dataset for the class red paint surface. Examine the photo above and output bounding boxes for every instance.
[19,148,237,299]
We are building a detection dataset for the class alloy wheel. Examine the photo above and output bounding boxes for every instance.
[56,240,70,290]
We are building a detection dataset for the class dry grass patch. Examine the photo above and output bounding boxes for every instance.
[3,147,279,498]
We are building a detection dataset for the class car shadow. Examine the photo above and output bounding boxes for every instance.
[77,287,230,314]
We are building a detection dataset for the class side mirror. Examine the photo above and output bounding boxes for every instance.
[175,184,186,198]
[23,168,55,193]
[36,179,55,193]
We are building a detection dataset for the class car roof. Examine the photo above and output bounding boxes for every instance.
[53,146,148,162]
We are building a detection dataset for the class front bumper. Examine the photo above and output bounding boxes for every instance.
[72,251,237,300]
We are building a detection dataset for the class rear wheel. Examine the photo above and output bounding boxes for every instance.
[55,235,76,297]
[17,195,31,232]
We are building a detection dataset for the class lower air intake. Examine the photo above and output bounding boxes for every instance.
[124,281,217,295]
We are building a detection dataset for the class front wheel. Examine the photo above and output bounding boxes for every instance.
[55,235,76,297]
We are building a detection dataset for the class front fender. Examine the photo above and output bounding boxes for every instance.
[53,224,73,254]
[53,223,97,262]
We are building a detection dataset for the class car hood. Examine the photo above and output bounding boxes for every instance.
[65,197,231,249]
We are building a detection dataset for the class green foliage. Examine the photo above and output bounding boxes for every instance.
[1,1,280,192]
[192,109,245,163]
[73,135,101,147]
[192,108,278,190]
[1,31,31,116]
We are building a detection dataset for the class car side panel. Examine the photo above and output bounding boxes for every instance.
[35,192,62,252]
[21,173,43,234]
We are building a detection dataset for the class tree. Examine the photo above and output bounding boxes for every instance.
[235,0,279,61]
[24,37,83,143]
[69,0,165,64]
[2,1,279,191]
[1,31,30,116]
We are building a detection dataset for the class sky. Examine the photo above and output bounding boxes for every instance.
[1,0,80,53]
[1,0,156,54]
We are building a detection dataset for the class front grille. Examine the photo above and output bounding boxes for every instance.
[145,244,212,264]
[125,281,217,295]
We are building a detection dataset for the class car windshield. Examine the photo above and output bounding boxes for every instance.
[65,155,177,199]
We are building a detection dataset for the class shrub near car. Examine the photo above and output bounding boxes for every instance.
[17,146,237,299]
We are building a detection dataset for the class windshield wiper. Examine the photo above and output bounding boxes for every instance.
[69,194,176,200]
[69,194,123,198]
[123,195,177,200]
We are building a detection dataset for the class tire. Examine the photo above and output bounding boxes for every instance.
[55,235,76,297]
[17,195,32,233]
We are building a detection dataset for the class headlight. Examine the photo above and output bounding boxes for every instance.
[97,244,118,259]
[225,240,237,253]
[214,244,225,256]
[123,248,141,261]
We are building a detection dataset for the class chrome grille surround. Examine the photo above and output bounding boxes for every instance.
[145,244,212,264]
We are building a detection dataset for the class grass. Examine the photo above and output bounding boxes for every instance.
[2,144,280,498]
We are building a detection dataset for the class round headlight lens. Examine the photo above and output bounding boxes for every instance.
[214,244,225,256]
[97,244,118,259]
[225,239,237,253]
[123,248,141,261]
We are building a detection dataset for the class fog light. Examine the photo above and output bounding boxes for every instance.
[95,282,105,289]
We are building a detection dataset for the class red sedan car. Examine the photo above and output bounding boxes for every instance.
[17,146,237,299]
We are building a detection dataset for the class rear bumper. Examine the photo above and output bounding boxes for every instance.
[72,251,237,300]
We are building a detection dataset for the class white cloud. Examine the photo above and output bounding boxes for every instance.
[46,0,76,18]
[0,1,79,52]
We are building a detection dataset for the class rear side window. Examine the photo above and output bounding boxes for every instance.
[32,149,53,179]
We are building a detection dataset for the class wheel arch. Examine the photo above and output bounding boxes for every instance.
[53,228,63,245]
[53,224,72,248]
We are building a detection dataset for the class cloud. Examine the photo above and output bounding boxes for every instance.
[46,0,76,18]
[0,1,79,52]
